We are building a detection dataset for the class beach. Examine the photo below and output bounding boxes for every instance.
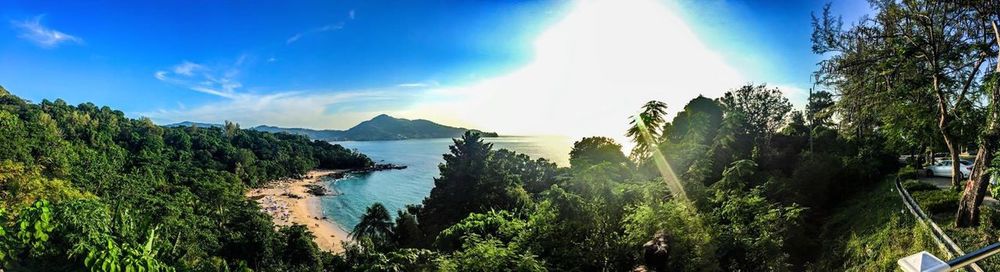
[246,169,351,253]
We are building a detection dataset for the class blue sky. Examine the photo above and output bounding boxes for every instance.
[0,0,869,138]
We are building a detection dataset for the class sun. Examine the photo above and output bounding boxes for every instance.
[405,0,744,145]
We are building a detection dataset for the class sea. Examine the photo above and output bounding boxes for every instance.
[319,136,573,231]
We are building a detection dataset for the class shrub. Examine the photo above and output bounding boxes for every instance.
[980,206,1000,230]
[897,166,920,181]
[903,180,939,192]
[911,190,959,215]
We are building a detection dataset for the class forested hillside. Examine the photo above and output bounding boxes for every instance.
[0,87,372,271]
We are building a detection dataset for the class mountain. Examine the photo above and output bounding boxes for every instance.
[251,125,341,140]
[255,114,497,141]
[162,114,495,141]
[330,114,497,141]
[164,121,223,128]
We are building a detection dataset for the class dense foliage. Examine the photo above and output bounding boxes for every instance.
[336,83,897,271]
[812,0,999,226]
[9,1,1000,266]
[0,88,372,271]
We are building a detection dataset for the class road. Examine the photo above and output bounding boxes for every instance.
[919,176,999,206]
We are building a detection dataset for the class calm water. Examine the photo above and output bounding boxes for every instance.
[319,136,572,231]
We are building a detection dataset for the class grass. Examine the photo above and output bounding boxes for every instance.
[909,186,1000,270]
[810,178,945,271]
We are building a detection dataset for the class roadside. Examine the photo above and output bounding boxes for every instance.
[810,177,944,271]
[905,177,1000,270]
[917,176,999,206]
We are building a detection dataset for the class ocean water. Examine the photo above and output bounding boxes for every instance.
[319,136,572,231]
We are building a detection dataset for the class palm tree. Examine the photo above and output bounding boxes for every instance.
[627,100,668,161]
[351,202,394,242]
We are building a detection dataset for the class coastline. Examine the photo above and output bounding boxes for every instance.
[246,169,352,253]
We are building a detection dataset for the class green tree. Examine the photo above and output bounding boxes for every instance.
[391,206,425,249]
[437,237,544,272]
[719,84,792,148]
[418,131,533,241]
[352,203,394,245]
[627,100,668,161]
[805,90,834,127]
[568,136,627,169]
[813,1,996,190]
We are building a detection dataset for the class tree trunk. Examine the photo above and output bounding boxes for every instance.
[956,139,996,227]
[956,21,1000,227]
[940,116,962,189]
[956,94,999,227]
[933,73,963,189]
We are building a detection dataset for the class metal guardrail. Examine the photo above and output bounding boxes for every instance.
[948,243,1000,270]
[894,178,985,272]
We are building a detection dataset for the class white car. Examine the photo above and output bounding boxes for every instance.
[927,160,973,178]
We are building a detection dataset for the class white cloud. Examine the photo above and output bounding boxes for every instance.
[154,58,245,99]
[142,89,421,129]
[771,84,812,110]
[11,15,82,48]
[153,71,168,81]
[286,23,344,45]
[397,80,440,88]
[146,0,756,140]
[286,33,303,44]
[349,9,356,20]
[148,55,431,129]
[172,61,203,76]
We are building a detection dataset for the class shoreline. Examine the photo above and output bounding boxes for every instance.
[246,169,352,253]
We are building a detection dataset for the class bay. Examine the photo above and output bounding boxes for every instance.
[319,136,573,231]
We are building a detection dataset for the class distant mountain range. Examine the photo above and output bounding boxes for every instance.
[165,114,498,141]
[163,121,223,128]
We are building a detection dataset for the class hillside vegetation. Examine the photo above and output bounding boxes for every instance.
[329,86,900,271]
[0,87,372,271]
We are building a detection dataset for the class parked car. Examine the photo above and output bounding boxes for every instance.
[926,160,973,178]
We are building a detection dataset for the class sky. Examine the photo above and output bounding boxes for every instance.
[0,0,871,142]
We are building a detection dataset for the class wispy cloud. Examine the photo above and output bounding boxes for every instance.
[349,9,356,20]
[10,15,82,48]
[143,88,424,129]
[154,56,248,99]
[286,23,344,45]
[148,53,428,128]
[396,80,440,88]
[172,61,204,76]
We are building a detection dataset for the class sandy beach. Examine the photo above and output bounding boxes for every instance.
[246,169,351,253]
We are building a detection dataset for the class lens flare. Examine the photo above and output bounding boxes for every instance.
[635,113,688,202]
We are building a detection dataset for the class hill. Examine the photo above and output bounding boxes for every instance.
[0,88,373,271]
[169,114,497,141]
[163,121,223,128]
[320,114,498,141]
[251,114,497,141]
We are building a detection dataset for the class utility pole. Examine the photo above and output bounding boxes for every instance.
[809,74,817,153]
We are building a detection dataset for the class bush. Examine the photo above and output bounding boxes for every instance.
[897,166,921,181]
[903,180,939,192]
[911,190,959,215]
[980,206,1000,231]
